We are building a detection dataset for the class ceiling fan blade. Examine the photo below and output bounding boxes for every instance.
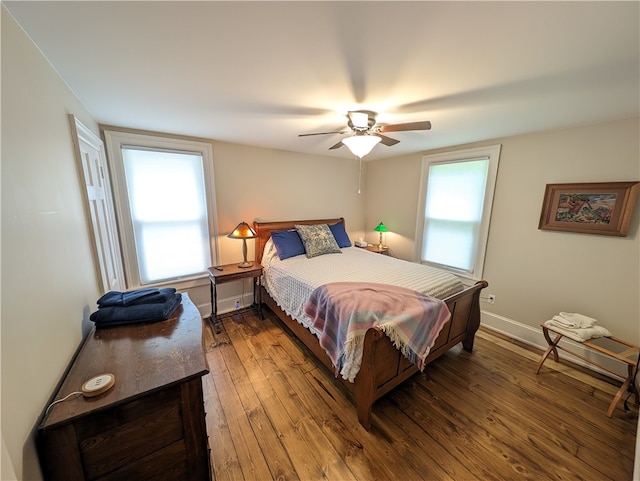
[376,133,400,146]
[379,120,431,133]
[329,140,344,150]
[298,130,347,137]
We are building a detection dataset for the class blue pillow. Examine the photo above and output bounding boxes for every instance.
[329,221,351,248]
[271,229,305,260]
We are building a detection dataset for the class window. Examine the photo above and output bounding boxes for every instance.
[415,145,500,281]
[104,130,218,288]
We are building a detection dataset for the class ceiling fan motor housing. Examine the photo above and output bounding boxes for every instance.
[348,110,377,131]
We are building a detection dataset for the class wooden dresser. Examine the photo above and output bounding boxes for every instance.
[37,293,211,481]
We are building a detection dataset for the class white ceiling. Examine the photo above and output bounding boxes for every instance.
[4,1,639,160]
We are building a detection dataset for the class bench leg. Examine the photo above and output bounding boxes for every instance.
[535,327,562,375]
[607,363,638,417]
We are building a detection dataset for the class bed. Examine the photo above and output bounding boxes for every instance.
[253,217,488,430]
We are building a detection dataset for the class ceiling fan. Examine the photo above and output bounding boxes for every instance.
[299,110,431,157]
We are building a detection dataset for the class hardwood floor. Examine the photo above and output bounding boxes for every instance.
[202,307,638,481]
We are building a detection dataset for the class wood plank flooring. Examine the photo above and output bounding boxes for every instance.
[202,307,638,481]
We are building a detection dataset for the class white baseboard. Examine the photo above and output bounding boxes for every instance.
[480,310,627,381]
[194,303,210,318]
[196,293,256,319]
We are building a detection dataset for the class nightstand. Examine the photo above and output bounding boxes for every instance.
[207,263,263,334]
[366,245,389,255]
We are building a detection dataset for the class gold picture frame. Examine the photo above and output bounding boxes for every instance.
[538,181,640,236]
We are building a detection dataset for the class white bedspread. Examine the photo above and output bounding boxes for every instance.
[261,240,463,338]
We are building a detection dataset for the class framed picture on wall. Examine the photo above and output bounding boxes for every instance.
[538,181,640,236]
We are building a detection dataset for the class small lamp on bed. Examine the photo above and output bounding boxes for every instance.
[228,221,257,268]
[374,222,388,249]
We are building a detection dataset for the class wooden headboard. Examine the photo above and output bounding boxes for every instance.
[253,218,345,264]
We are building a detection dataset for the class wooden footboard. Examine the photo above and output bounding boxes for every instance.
[261,280,487,430]
[253,218,488,430]
[354,279,487,429]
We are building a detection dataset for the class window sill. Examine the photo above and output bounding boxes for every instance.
[137,274,210,291]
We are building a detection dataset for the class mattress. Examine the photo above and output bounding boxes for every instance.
[261,239,464,338]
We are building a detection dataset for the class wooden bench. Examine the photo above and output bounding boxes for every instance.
[536,323,639,417]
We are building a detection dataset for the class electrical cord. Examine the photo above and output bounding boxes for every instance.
[45,391,82,415]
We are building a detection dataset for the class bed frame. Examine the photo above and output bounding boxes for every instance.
[253,218,488,430]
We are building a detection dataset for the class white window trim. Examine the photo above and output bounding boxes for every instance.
[103,130,219,289]
[414,144,501,283]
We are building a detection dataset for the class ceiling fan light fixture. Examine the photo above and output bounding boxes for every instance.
[342,134,381,158]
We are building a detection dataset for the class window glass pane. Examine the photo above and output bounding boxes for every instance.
[422,158,488,272]
[425,159,489,221]
[138,223,209,282]
[122,147,211,284]
[423,220,477,271]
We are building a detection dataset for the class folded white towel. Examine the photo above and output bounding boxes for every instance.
[551,312,598,329]
[544,319,611,342]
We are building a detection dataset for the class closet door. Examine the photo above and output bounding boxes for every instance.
[69,115,125,293]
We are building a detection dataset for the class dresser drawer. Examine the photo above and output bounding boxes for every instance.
[96,439,187,481]
[77,387,183,479]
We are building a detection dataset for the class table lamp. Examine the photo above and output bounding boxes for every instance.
[374,222,388,249]
[228,221,257,268]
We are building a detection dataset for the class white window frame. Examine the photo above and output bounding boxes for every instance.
[104,130,219,290]
[414,144,500,283]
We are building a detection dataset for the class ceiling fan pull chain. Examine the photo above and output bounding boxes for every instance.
[357,156,362,194]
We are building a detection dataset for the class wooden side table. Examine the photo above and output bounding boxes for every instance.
[536,324,639,417]
[366,245,389,255]
[207,263,263,334]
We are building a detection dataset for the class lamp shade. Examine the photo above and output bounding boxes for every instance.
[374,222,388,233]
[342,134,381,158]
[227,222,256,239]
[228,221,256,268]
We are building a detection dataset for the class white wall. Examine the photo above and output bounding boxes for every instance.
[485,120,639,341]
[2,9,103,480]
[199,138,367,313]
[367,117,640,350]
[363,154,423,255]
[1,10,365,479]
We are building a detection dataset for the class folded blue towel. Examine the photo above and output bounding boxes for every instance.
[90,293,182,326]
[97,287,177,307]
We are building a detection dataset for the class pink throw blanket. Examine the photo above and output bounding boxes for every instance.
[303,282,451,382]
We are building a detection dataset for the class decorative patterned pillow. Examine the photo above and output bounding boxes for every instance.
[295,224,342,258]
